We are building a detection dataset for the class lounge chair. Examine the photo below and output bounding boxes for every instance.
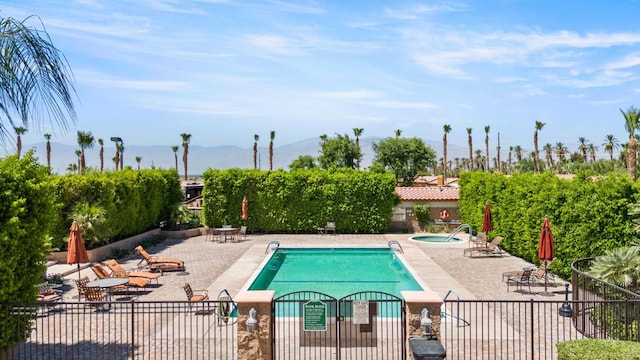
[134,245,186,273]
[103,259,161,283]
[506,268,534,293]
[182,283,209,314]
[463,236,503,257]
[471,232,488,246]
[91,264,149,288]
[502,262,555,285]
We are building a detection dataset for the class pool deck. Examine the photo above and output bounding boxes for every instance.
[49,232,568,302]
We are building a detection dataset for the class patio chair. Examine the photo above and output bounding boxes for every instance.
[501,261,555,284]
[324,222,336,235]
[463,236,503,257]
[182,283,209,314]
[471,232,488,246]
[506,268,534,293]
[103,259,161,283]
[84,286,110,310]
[134,245,186,273]
[74,276,90,301]
[91,264,149,288]
[36,282,62,315]
[237,226,248,241]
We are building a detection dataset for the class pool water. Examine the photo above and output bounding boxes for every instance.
[410,235,464,243]
[249,248,423,298]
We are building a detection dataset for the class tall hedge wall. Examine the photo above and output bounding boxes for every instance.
[49,169,183,249]
[0,153,56,349]
[201,169,398,233]
[458,172,639,279]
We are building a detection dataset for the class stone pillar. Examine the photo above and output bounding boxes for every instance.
[235,290,274,360]
[402,290,444,358]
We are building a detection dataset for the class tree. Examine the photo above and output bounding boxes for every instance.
[317,133,362,169]
[353,128,364,170]
[44,133,51,169]
[74,149,81,174]
[14,126,26,158]
[372,136,437,186]
[588,143,597,162]
[514,145,523,163]
[76,130,94,174]
[253,134,259,169]
[289,155,316,170]
[577,137,589,162]
[98,138,104,172]
[180,133,191,180]
[533,121,545,173]
[171,145,179,172]
[442,124,452,181]
[484,125,490,171]
[269,130,275,170]
[114,143,120,171]
[555,142,568,161]
[118,142,125,170]
[543,143,554,168]
[466,128,473,170]
[602,134,620,161]
[589,247,640,292]
[0,16,77,141]
[621,106,640,181]
[394,129,402,137]
[135,156,142,170]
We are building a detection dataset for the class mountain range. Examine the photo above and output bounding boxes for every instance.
[23,137,473,175]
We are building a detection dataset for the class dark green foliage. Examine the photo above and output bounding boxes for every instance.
[557,339,640,360]
[0,152,56,350]
[372,137,437,185]
[48,169,182,249]
[413,204,431,229]
[459,172,638,279]
[201,168,397,233]
[317,134,362,169]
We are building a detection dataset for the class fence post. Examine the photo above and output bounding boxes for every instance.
[530,299,534,360]
[131,300,135,356]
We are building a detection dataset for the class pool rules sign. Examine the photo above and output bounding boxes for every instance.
[303,300,327,331]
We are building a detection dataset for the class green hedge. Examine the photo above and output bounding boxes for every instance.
[557,339,640,359]
[48,169,183,249]
[0,153,56,350]
[458,172,638,279]
[201,168,398,233]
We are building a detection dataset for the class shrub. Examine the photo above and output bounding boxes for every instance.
[557,339,640,359]
[413,204,430,229]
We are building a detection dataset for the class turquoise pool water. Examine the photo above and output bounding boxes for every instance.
[248,248,423,298]
[410,235,464,243]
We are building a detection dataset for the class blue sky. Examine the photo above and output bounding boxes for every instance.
[4,0,640,156]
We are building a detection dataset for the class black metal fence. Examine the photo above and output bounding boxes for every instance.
[1,300,237,360]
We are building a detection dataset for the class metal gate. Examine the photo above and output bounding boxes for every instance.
[272,291,406,360]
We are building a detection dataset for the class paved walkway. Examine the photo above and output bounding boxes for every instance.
[48,232,568,302]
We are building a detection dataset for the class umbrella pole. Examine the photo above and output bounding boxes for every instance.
[544,261,548,293]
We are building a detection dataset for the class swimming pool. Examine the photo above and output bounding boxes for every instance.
[409,235,465,243]
[248,248,424,298]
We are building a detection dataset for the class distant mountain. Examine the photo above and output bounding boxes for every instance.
[24,137,469,175]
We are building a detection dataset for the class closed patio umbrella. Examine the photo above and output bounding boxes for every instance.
[66,220,89,281]
[537,216,556,293]
[482,203,493,233]
[242,196,248,223]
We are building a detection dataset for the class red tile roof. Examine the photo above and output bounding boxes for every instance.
[395,186,460,201]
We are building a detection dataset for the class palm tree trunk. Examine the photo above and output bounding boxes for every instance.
[630,136,637,181]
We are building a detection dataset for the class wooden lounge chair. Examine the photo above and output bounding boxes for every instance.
[134,245,186,273]
[463,236,503,257]
[91,264,149,288]
[103,259,161,283]
[506,268,534,293]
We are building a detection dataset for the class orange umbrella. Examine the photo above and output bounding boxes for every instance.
[537,216,556,292]
[67,220,89,281]
[241,196,249,222]
[482,203,493,233]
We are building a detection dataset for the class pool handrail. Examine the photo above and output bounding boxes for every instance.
[387,240,404,254]
[443,289,471,327]
[447,224,473,243]
[265,240,280,253]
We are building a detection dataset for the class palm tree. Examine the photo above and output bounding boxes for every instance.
[555,142,568,161]
[484,125,490,172]
[353,128,364,170]
[118,143,125,170]
[269,130,275,170]
[171,145,179,172]
[533,121,545,173]
[394,129,402,137]
[442,124,452,181]
[180,133,191,180]
[588,143,597,162]
[98,138,104,172]
[466,128,473,170]
[543,143,554,168]
[496,132,501,173]
[0,16,77,138]
[621,107,640,181]
[474,149,483,170]
[514,145,523,162]
[135,156,142,170]
[602,134,620,161]
[577,137,589,162]
[74,150,81,174]
[589,247,640,291]
[76,130,95,174]
[44,133,51,169]
[253,134,259,169]
[114,143,120,171]
[14,126,26,158]
[507,146,513,173]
